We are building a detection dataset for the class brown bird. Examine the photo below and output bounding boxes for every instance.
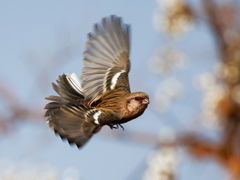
[44,15,149,148]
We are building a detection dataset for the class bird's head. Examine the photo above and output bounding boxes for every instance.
[124,92,149,119]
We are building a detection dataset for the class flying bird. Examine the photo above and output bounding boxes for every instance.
[44,15,149,148]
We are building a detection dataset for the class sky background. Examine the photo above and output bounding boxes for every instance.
[0,0,229,180]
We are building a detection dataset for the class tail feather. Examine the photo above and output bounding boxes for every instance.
[52,74,84,102]
[45,74,101,148]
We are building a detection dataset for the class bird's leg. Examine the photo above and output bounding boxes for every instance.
[108,124,124,131]
[108,124,119,129]
[108,124,113,129]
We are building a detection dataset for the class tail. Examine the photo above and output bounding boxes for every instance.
[44,73,101,148]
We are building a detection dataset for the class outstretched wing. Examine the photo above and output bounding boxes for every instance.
[81,15,131,105]
[45,74,101,148]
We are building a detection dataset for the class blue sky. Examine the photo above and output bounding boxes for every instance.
[0,0,228,180]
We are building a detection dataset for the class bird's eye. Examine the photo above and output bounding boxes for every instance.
[134,97,139,101]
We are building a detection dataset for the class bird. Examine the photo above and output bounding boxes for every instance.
[44,15,149,148]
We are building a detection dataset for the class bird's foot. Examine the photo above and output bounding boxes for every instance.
[108,124,124,131]
[108,124,119,129]
[119,124,124,131]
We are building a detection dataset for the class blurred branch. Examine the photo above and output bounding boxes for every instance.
[178,1,240,179]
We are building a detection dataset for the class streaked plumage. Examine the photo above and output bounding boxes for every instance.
[45,15,149,148]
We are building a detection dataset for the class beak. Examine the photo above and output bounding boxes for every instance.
[142,98,149,105]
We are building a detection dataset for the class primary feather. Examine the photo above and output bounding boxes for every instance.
[81,15,131,105]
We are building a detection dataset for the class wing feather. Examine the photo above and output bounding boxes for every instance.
[81,15,131,105]
[47,106,101,148]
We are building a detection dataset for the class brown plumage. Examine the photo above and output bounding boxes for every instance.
[44,15,149,148]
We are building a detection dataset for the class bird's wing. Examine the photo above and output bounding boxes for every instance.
[45,105,101,148]
[45,74,101,148]
[81,15,131,105]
